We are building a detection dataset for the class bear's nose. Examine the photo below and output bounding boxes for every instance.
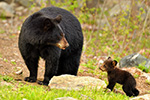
[66,43,69,47]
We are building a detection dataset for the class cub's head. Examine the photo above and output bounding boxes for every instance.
[29,12,69,50]
[99,57,118,72]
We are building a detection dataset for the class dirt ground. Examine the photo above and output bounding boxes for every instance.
[0,16,150,96]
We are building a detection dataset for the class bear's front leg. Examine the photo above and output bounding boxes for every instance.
[38,60,59,85]
[38,47,61,86]
[24,54,39,83]
[107,80,116,91]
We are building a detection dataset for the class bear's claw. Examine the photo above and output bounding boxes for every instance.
[24,77,36,82]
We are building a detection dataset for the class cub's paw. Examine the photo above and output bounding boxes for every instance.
[24,77,36,82]
[38,81,49,86]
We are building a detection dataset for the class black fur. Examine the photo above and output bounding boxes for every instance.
[19,7,83,85]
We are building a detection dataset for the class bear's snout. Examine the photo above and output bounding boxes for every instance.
[56,35,69,50]
[99,64,106,71]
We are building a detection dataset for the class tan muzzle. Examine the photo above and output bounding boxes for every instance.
[56,35,69,50]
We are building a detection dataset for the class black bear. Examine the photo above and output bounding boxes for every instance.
[18,6,83,85]
[99,57,139,97]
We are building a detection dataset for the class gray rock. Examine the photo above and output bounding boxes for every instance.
[0,2,15,17]
[1,81,12,86]
[119,53,150,68]
[15,0,33,7]
[109,1,131,17]
[130,94,150,100]
[108,0,147,21]
[15,67,23,75]
[15,0,40,7]
[49,74,106,90]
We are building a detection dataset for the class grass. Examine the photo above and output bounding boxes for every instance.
[0,30,5,34]
[0,75,129,100]
[0,0,149,99]
[136,62,150,73]
[145,80,150,85]
[11,60,16,65]
[2,75,14,82]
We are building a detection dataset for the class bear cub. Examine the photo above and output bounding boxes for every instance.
[99,57,139,97]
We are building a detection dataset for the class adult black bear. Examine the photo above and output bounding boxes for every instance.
[99,57,139,97]
[18,7,83,85]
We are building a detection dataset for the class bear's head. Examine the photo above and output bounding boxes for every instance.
[99,57,117,72]
[30,12,69,50]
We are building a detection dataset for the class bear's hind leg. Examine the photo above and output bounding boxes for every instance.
[38,47,61,86]
[122,85,134,97]
[132,88,139,96]
[38,60,59,86]
[57,55,80,76]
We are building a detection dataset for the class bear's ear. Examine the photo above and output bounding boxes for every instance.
[112,60,117,67]
[54,15,62,23]
[108,57,112,60]
[44,18,54,31]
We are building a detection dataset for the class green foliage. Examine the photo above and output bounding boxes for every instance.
[9,35,16,38]
[134,74,140,78]
[145,80,150,85]
[136,61,150,73]
[3,76,14,82]
[0,53,2,58]
[4,1,148,99]
[81,59,97,70]
[11,61,16,65]
[27,0,150,62]
[0,82,129,100]
[0,13,6,20]
[0,30,5,34]
[3,58,8,62]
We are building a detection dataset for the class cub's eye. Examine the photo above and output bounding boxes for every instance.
[104,65,106,67]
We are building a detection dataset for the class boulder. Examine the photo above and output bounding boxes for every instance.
[109,1,131,17]
[130,94,150,100]
[119,53,150,69]
[0,2,15,17]
[49,74,106,90]
[15,0,33,7]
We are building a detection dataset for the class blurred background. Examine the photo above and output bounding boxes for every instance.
[0,0,150,69]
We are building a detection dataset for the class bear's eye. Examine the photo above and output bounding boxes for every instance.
[104,65,106,68]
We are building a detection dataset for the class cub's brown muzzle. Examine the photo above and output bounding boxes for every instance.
[99,64,106,71]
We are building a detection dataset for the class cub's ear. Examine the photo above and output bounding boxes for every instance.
[44,18,54,31]
[54,15,62,23]
[108,57,112,60]
[112,60,117,67]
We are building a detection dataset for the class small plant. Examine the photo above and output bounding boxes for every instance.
[145,80,150,85]
[81,61,96,70]
[79,69,84,73]
[9,35,16,39]
[134,74,140,78]
[0,30,5,34]
[3,76,14,82]
[11,60,16,65]
[0,53,2,58]
[3,58,8,62]
[136,62,150,73]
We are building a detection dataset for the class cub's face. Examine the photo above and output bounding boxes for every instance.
[99,57,117,72]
